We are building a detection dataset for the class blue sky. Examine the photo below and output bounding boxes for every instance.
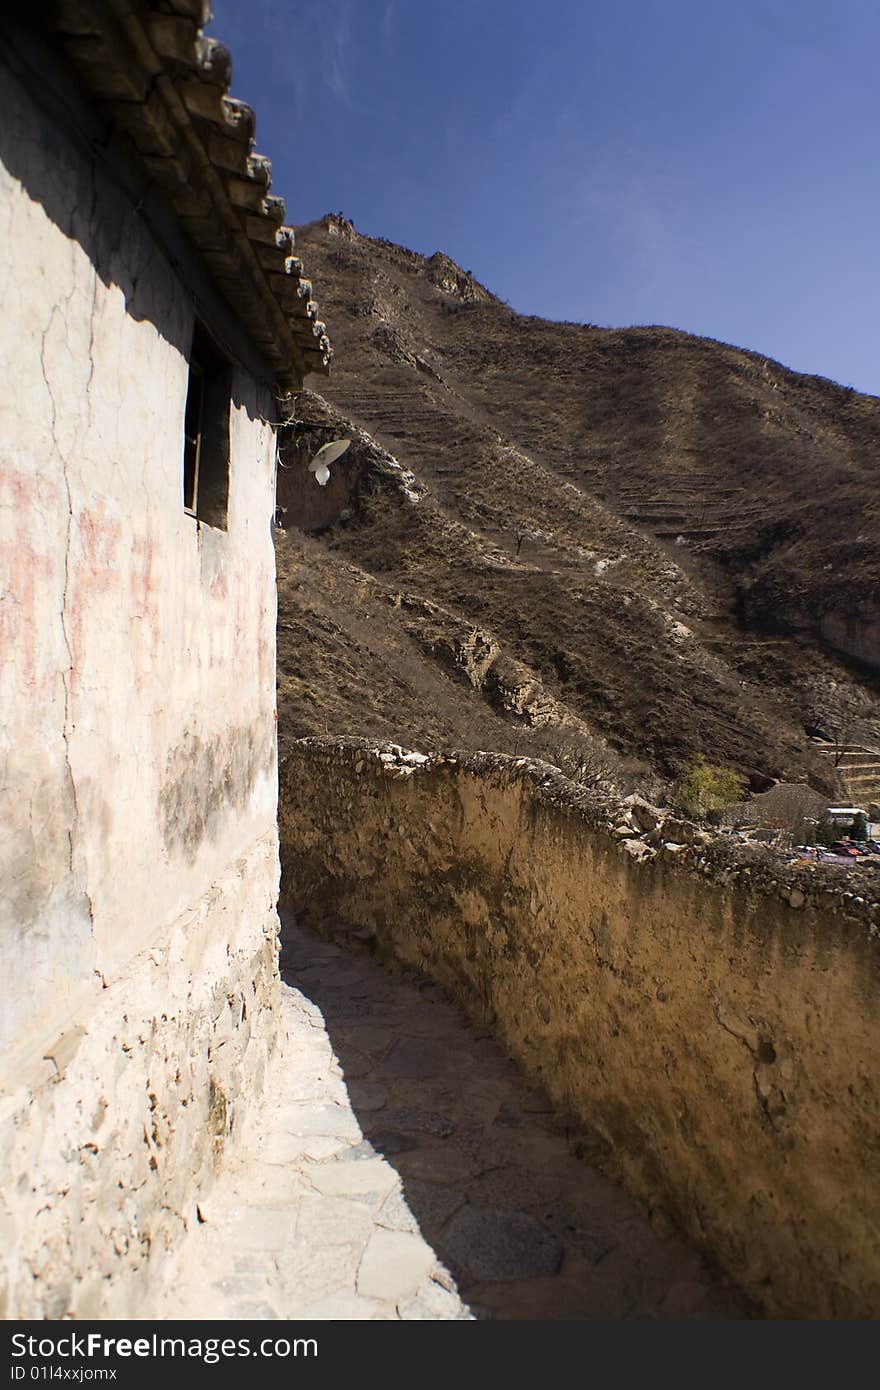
[211,0,880,394]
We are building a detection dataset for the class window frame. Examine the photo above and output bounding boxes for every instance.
[182,322,232,530]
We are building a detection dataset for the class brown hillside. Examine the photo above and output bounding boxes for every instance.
[274,214,880,794]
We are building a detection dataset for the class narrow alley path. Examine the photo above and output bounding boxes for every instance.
[162,915,744,1321]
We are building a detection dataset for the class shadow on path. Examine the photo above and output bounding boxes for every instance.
[280,911,746,1320]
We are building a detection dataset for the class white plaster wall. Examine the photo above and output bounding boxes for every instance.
[0,56,283,1314]
[0,56,279,1073]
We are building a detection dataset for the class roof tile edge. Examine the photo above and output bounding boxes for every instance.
[45,0,332,388]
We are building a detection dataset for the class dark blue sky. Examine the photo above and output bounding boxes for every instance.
[211,0,879,393]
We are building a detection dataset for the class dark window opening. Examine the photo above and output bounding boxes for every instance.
[183,322,232,529]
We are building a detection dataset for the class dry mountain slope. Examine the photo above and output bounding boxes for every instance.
[274,214,880,794]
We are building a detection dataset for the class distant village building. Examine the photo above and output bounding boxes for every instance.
[0,3,329,1317]
[826,807,868,832]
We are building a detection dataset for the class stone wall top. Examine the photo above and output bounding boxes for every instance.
[29,0,330,387]
[288,736,880,932]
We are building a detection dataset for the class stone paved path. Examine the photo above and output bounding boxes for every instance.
[161,914,744,1320]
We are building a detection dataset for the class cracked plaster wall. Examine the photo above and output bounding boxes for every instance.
[0,57,282,1315]
[280,741,880,1319]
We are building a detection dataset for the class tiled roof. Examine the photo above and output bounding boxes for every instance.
[44,0,331,388]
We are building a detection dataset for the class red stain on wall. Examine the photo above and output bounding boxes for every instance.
[209,567,228,603]
[79,504,121,573]
[0,467,62,700]
[129,523,161,692]
[68,501,122,696]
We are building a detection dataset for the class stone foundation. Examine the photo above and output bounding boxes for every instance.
[0,834,280,1321]
[279,739,880,1318]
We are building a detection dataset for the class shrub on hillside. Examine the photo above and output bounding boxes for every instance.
[850,812,868,842]
[519,726,661,799]
[794,816,838,847]
[522,727,621,792]
[675,757,747,819]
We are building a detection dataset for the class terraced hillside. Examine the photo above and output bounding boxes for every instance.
[274,214,880,797]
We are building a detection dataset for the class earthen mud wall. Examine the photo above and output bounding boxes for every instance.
[280,739,880,1318]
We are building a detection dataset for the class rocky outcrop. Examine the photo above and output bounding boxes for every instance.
[819,607,880,675]
[425,252,494,303]
[279,738,880,1319]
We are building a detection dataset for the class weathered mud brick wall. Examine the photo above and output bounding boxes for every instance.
[280,739,880,1319]
[0,40,281,1316]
